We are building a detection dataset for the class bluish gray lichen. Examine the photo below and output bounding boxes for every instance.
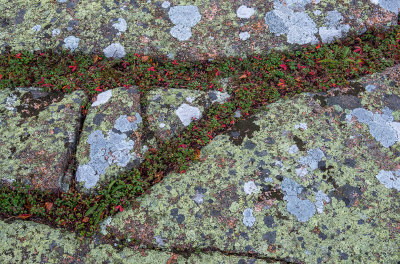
[370,0,400,15]
[243,181,259,195]
[287,12,319,45]
[92,90,112,106]
[315,190,330,214]
[31,25,41,32]
[114,113,142,132]
[52,28,61,36]
[298,148,325,171]
[243,208,256,227]
[265,177,273,183]
[264,5,293,37]
[161,1,171,9]
[288,144,299,154]
[295,166,309,177]
[239,31,251,41]
[283,0,313,9]
[281,177,316,222]
[112,18,127,33]
[63,36,80,51]
[347,107,400,148]
[376,170,400,191]
[236,5,255,19]
[154,235,167,247]
[76,113,142,189]
[168,5,201,41]
[325,10,344,27]
[319,10,350,43]
[99,216,112,235]
[294,122,308,130]
[193,191,205,204]
[264,0,319,44]
[102,43,126,59]
[264,1,355,45]
[175,103,201,126]
[365,84,377,92]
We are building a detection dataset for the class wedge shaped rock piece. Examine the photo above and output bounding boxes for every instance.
[0,87,86,192]
[143,78,232,148]
[75,86,146,194]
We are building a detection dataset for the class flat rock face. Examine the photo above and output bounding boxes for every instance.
[0,220,274,264]
[102,64,400,263]
[75,86,145,193]
[0,87,85,192]
[0,0,398,61]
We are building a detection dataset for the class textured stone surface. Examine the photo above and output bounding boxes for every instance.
[1,57,400,264]
[0,0,398,61]
[0,220,274,264]
[75,86,145,193]
[102,64,400,263]
[0,1,400,262]
[0,87,85,192]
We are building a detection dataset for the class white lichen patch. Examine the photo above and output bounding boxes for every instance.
[154,235,167,246]
[298,148,325,171]
[193,190,204,204]
[294,122,308,130]
[281,177,316,222]
[99,216,112,235]
[185,96,195,103]
[31,25,41,32]
[236,5,255,19]
[347,107,400,148]
[239,31,251,41]
[168,5,201,41]
[175,103,201,126]
[295,166,309,177]
[63,36,80,51]
[92,90,112,107]
[76,111,142,189]
[365,84,377,92]
[243,181,259,195]
[264,4,319,45]
[103,43,126,59]
[389,121,400,139]
[265,177,273,183]
[52,28,61,36]
[161,1,171,9]
[112,18,127,32]
[376,170,400,191]
[4,93,18,111]
[315,190,330,213]
[288,144,299,154]
[243,208,256,227]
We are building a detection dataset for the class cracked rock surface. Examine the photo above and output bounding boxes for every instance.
[1,63,400,263]
[1,0,400,263]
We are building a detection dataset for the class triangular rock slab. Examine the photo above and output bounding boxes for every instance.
[143,78,233,148]
[0,87,85,192]
[103,66,400,262]
[75,86,146,194]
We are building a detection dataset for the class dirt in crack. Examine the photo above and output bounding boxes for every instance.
[60,93,91,193]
